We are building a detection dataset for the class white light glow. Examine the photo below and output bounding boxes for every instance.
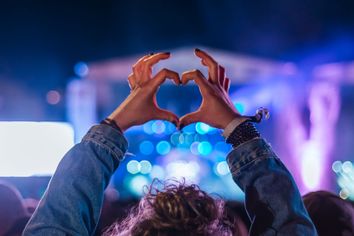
[0,122,74,176]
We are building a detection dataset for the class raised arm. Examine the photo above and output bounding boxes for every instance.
[23,52,180,235]
[180,49,317,235]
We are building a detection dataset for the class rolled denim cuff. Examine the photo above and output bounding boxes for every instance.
[226,138,278,177]
[82,124,129,161]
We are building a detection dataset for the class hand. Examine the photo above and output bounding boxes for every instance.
[179,49,247,130]
[108,52,180,132]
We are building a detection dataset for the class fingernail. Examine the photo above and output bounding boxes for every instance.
[195,48,201,52]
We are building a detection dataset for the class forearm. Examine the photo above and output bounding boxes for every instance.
[23,124,128,236]
[227,138,317,235]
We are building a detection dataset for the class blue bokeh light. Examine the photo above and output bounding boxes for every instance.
[74,62,89,77]
[126,160,140,174]
[197,141,212,156]
[190,142,200,155]
[195,122,210,135]
[140,160,152,174]
[143,121,154,134]
[139,141,154,155]
[234,102,245,114]
[152,120,166,134]
[156,141,171,155]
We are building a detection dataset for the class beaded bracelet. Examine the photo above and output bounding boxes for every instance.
[226,121,260,149]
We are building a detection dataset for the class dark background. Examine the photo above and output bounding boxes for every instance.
[1,0,354,89]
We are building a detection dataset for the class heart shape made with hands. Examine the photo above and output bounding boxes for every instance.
[110,49,244,132]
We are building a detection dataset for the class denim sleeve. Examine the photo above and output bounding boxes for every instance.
[23,124,128,236]
[227,138,317,236]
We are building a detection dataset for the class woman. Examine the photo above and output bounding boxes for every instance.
[23,49,317,235]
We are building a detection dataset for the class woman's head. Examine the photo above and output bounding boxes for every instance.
[104,180,239,236]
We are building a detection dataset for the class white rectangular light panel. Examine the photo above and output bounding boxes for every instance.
[0,122,74,176]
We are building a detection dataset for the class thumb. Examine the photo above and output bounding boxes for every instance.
[155,108,179,127]
[179,111,201,130]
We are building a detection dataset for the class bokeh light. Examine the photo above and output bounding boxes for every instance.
[215,161,230,176]
[151,120,166,134]
[129,175,149,196]
[195,122,210,135]
[166,160,200,181]
[332,161,342,173]
[156,141,171,155]
[46,90,61,105]
[234,102,245,114]
[139,141,154,155]
[149,165,165,179]
[190,142,200,155]
[140,160,152,174]
[126,160,140,174]
[197,141,212,156]
[143,121,154,134]
[74,62,89,77]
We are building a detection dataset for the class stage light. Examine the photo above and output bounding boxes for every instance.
[170,132,180,146]
[339,189,349,200]
[234,102,245,114]
[215,161,230,176]
[301,144,322,190]
[46,90,61,105]
[129,175,149,196]
[332,161,342,173]
[151,120,166,134]
[143,121,154,134]
[0,122,74,176]
[166,160,200,181]
[126,160,140,174]
[195,122,210,135]
[156,141,171,155]
[190,142,200,155]
[149,165,165,179]
[140,160,152,174]
[197,141,212,156]
[139,141,154,155]
[342,161,353,174]
[74,62,89,77]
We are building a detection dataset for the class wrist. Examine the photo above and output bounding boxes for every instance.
[108,111,131,132]
[220,111,246,130]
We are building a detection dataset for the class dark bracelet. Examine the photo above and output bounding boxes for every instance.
[100,118,123,133]
[226,121,260,148]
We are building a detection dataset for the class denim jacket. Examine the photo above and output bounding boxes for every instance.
[23,124,317,235]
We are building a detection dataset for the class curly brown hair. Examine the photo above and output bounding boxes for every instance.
[103,180,239,236]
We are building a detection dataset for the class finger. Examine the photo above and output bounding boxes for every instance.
[179,111,201,129]
[127,73,136,90]
[194,48,218,84]
[218,65,225,87]
[132,54,152,83]
[155,108,179,127]
[144,52,170,67]
[181,70,210,95]
[224,78,230,93]
[152,68,180,87]
[140,52,171,84]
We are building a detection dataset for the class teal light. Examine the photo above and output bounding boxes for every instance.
[156,141,171,155]
[197,141,212,156]
[151,120,166,134]
[195,122,210,135]
[234,102,245,114]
